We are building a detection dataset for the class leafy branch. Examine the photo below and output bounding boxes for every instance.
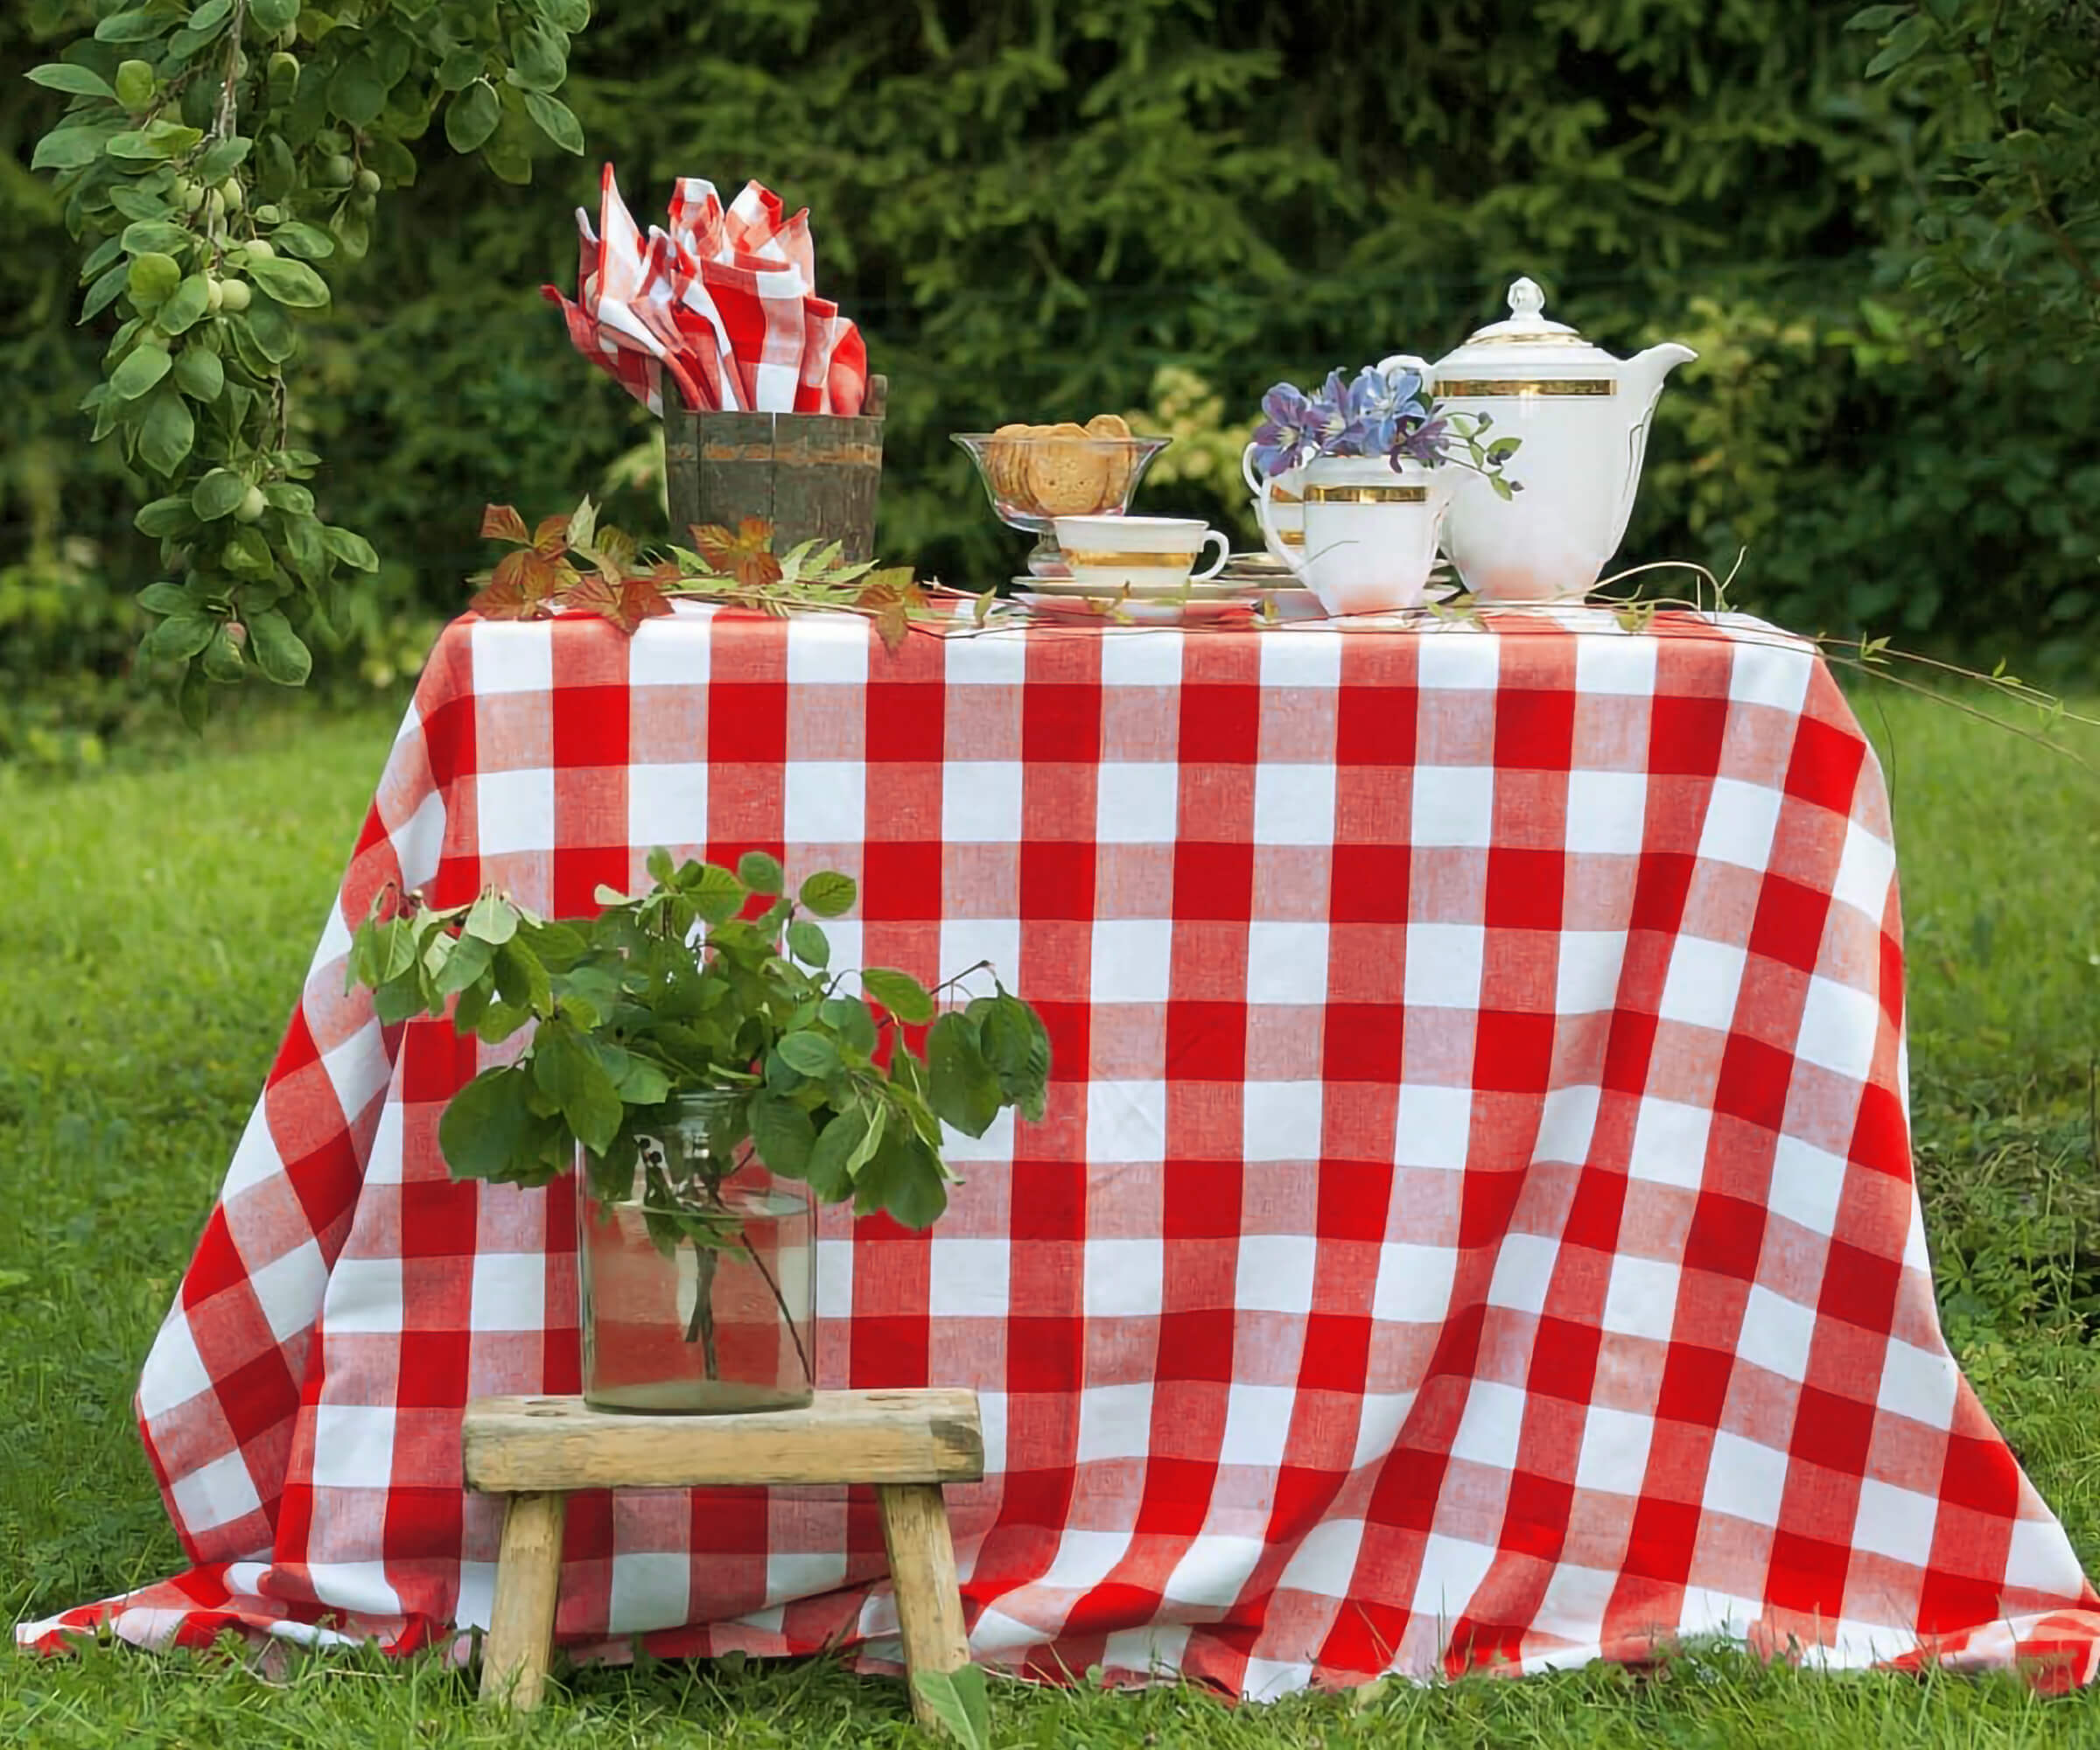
[346,850,1053,1244]
[468,498,944,653]
[26,0,593,722]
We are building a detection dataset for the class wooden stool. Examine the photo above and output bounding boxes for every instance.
[462,1388,984,1726]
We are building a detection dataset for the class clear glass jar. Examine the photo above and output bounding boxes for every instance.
[577,1089,816,1414]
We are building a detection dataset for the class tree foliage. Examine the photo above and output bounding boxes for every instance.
[7,0,2100,766]
[1850,0,2100,366]
[23,0,585,726]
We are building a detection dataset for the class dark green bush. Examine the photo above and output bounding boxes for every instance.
[4,0,2096,766]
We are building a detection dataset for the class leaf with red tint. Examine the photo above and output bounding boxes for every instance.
[470,567,542,620]
[615,571,675,634]
[480,504,530,543]
[532,514,571,556]
[690,516,777,578]
[561,569,620,621]
[872,599,913,654]
[733,549,784,590]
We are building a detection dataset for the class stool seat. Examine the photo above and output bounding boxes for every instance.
[462,1389,984,1725]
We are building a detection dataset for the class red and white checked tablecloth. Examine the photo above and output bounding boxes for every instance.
[22,603,2100,1695]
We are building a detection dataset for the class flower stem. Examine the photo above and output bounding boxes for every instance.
[685,1242,719,1377]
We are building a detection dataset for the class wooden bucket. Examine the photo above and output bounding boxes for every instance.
[665,375,887,563]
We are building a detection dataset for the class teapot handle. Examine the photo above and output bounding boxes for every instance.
[1374,352,1433,388]
[1256,472,1309,579]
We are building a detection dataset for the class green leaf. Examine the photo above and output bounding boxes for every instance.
[911,1667,992,1750]
[201,623,245,682]
[244,256,330,308]
[143,611,216,662]
[784,919,830,968]
[523,90,584,154]
[611,1054,671,1105]
[136,388,194,476]
[80,264,130,323]
[749,1091,816,1177]
[27,64,117,100]
[532,1023,623,1154]
[284,513,327,582]
[812,998,874,1060]
[797,871,858,917]
[136,581,193,615]
[120,221,191,258]
[802,1102,866,1200]
[80,236,124,282]
[172,346,223,402]
[32,127,113,172]
[434,931,494,998]
[465,890,520,945]
[329,55,388,126]
[856,1127,948,1228]
[496,938,553,1018]
[1864,12,1936,77]
[115,58,155,109]
[110,344,172,400]
[135,497,197,538]
[269,220,336,260]
[157,273,212,334]
[126,251,181,307]
[188,0,235,30]
[438,1066,536,1181]
[508,24,569,91]
[192,467,248,520]
[247,607,312,685]
[860,968,934,1026]
[928,1012,1002,1138]
[195,136,251,182]
[444,80,500,152]
[323,525,379,571]
[690,862,748,925]
[776,1032,841,1079]
[242,295,298,361]
[737,850,784,895]
[250,0,300,32]
[437,46,483,91]
[94,11,172,44]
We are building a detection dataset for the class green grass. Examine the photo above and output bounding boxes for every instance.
[2,682,2098,1746]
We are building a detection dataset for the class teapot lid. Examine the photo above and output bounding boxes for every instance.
[1437,276,1618,374]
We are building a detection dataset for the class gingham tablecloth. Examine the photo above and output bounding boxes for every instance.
[23,604,2100,1694]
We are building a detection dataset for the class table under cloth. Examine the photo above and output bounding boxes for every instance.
[22,602,2100,1695]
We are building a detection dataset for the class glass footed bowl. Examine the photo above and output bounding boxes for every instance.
[953,432,1172,577]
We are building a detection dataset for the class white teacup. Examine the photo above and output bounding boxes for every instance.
[1257,458,1453,615]
[1054,514,1229,592]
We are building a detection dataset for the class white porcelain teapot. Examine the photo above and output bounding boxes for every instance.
[1391,277,1695,602]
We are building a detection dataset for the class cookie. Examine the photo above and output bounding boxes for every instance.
[1027,421,1111,517]
[986,422,1033,503]
[1087,412,1134,506]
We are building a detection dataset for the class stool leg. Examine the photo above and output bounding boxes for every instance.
[875,1482,970,1731]
[480,1491,567,1710]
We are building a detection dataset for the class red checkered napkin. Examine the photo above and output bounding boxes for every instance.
[542,164,868,416]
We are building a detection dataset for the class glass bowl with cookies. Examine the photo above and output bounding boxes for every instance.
[953,415,1172,577]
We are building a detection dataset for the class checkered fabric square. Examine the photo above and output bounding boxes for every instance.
[20,605,2100,1696]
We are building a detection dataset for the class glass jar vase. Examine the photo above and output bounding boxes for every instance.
[577,1090,816,1414]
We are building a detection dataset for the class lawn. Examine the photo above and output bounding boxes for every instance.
[2,678,2097,1747]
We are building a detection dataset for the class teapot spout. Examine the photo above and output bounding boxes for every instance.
[1622,340,1697,412]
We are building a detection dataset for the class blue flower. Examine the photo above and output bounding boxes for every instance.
[1307,368,1368,457]
[1392,414,1452,468]
[1249,382,1319,480]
